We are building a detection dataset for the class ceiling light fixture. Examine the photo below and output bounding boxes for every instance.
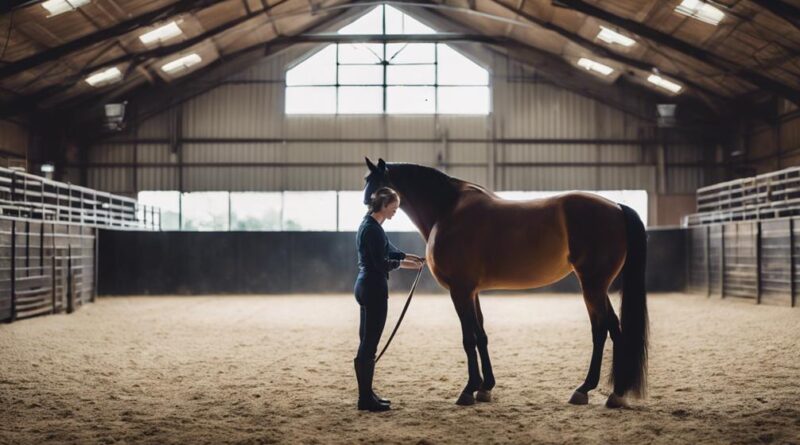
[139,21,183,45]
[675,0,725,26]
[85,67,122,87]
[597,26,635,47]
[577,57,614,76]
[647,74,683,93]
[161,54,202,74]
[42,0,90,17]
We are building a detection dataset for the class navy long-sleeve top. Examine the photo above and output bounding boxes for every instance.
[356,214,406,280]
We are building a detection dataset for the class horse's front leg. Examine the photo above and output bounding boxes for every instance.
[451,288,482,406]
[475,293,495,402]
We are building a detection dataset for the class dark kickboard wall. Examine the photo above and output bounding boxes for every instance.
[98,228,685,295]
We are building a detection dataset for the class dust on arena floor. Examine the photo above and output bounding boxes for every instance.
[1,293,798,445]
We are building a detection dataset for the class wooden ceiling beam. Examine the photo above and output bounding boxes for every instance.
[487,0,727,103]
[749,0,800,32]
[0,0,218,80]
[554,0,800,104]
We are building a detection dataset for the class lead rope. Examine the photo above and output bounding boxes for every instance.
[375,260,426,364]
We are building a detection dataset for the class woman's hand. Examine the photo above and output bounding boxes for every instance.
[400,259,424,270]
[405,254,425,263]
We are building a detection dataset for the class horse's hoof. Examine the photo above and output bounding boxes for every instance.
[568,390,588,405]
[605,393,629,409]
[455,392,475,406]
[476,390,492,403]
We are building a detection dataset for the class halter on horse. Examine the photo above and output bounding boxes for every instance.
[363,157,648,408]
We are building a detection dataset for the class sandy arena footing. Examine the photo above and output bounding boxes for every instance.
[1,293,799,445]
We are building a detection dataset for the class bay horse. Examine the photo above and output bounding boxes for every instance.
[363,158,648,408]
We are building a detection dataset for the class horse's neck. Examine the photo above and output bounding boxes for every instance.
[390,167,461,240]
[400,199,436,240]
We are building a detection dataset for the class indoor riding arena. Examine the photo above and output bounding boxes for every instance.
[1,1,799,444]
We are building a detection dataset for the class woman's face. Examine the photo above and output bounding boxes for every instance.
[382,200,400,220]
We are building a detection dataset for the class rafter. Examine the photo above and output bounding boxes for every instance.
[8,0,298,107]
[750,0,800,32]
[487,0,727,104]
[554,0,800,104]
[0,0,218,80]
[0,0,38,14]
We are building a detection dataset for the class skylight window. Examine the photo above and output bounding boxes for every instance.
[577,58,614,76]
[161,53,202,74]
[286,5,490,115]
[597,26,635,47]
[85,67,122,87]
[139,21,183,45]
[647,74,683,94]
[42,0,90,17]
[675,0,725,26]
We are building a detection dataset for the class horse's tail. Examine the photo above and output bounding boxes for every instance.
[610,203,649,398]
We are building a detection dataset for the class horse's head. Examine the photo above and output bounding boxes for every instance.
[363,157,391,204]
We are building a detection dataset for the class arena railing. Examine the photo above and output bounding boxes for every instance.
[0,166,160,230]
[683,166,800,226]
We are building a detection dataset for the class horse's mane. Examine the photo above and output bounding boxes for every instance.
[388,162,495,197]
[387,162,459,198]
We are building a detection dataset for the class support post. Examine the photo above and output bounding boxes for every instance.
[720,224,725,298]
[791,219,796,307]
[92,228,98,303]
[10,220,16,322]
[705,225,711,297]
[66,244,73,314]
[756,221,762,304]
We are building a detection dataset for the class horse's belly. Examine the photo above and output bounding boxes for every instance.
[482,257,573,290]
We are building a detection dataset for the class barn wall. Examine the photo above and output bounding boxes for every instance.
[0,118,29,169]
[97,227,685,295]
[745,101,800,175]
[85,46,713,225]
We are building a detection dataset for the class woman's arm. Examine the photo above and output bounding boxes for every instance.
[365,226,401,272]
[399,259,424,270]
[386,239,406,261]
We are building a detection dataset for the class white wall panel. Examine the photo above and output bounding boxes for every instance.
[183,143,283,163]
[137,144,175,164]
[137,167,179,191]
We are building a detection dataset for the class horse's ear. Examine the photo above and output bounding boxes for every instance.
[377,158,386,171]
[365,157,377,173]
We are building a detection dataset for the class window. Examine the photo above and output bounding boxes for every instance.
[496,190,649,226]
[181,192,229,231]
[282,191,337,231]
[285,5,490,115]
[137,191,180,230]
[338,191,417,232]
[139,190,424,232]
[230,193,282,231]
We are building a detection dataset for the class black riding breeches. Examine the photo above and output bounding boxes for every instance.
[354,274,388,360]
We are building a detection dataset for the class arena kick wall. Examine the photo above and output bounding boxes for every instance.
[97,228,685,295]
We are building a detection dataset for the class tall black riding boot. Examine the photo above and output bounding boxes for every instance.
[355,357,390,412]
[353,358,391,405]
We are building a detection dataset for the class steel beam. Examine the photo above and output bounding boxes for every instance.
[488,0,726,103]
[555,0,800,104]
[0,0,218,80]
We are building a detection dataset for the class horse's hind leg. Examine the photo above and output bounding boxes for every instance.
[568,289,619,405]
[451,288,482,406]
[475,294,495,402]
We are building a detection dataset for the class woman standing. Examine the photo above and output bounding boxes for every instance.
[354,187,424,412]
